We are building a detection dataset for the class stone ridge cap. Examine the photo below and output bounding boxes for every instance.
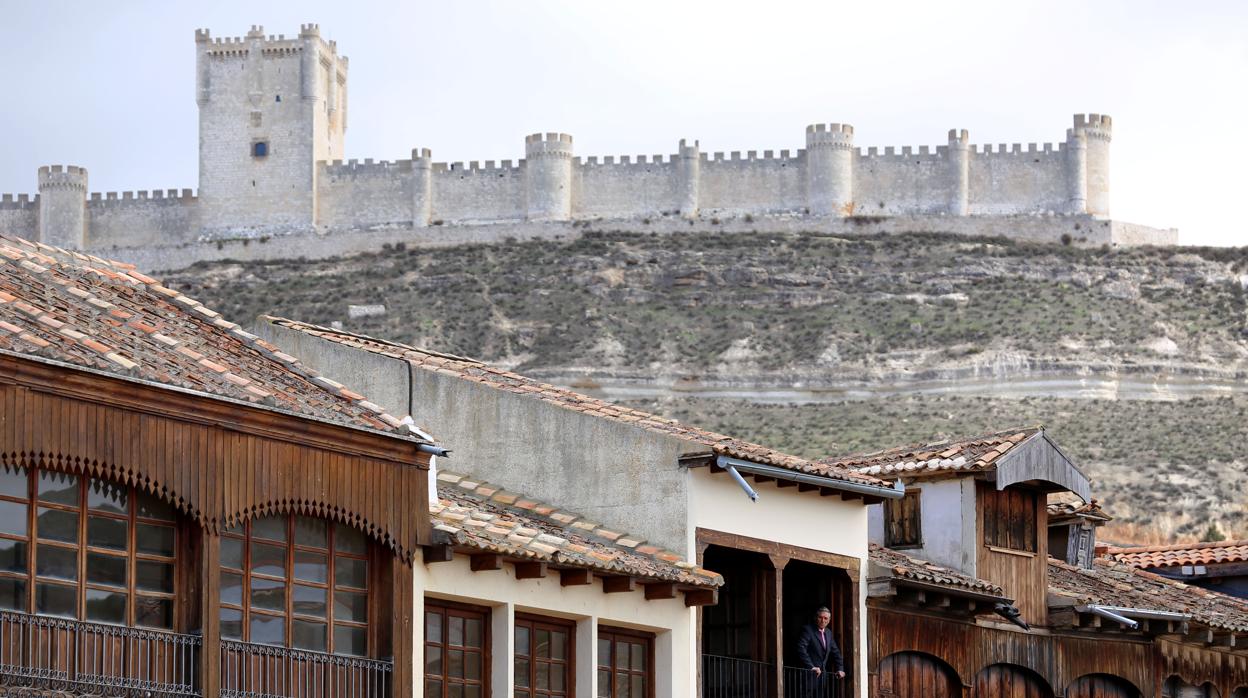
[267,316,888,488]
[832,426,1044,474]
[433,469,723,587]
[0,236,429,443]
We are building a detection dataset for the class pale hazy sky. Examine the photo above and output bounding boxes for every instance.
[2,1,1245,246]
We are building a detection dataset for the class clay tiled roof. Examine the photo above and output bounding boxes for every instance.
[0,236,421,440]
[266,317,888,488]
[829,427,1042,479]
[431,471,721,588]
[869,544,1006,598]
[1048,500,1113,523]
[1048,557,1248,632]
[1105,540,1248,570]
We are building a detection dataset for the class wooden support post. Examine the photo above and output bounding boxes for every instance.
[389,558,415,698]
[198,531,221,698]
[769,554,790,698]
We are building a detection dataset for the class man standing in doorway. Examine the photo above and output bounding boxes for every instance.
[797,606,845,695]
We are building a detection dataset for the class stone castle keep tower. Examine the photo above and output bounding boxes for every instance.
[0,24,1174,264]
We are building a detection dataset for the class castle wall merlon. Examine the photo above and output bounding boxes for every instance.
[0,194,36,210]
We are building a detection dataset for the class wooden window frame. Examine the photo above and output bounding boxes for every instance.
[0,464,178,629]
[424,599,490,698]
[982,487,1037,554]
[219,514,372,656]
[884,488,922,549]
[597,625,655,698]
[515,612,576,698]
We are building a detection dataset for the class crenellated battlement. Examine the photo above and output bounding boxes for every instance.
[578,153,675,167]
[858,145,947,161]
[805,123,855,150]
[87,189,197,206]
[38,165,88,191]
[525,133,574,160]
[0,194,36,210]
[948,129,970,146]
[1073,113,1112,142]
[972,142,1064,156]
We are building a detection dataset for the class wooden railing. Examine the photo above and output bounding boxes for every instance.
[220,640,392,698]
[0,610,201,697]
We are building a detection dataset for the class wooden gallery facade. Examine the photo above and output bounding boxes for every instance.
[0,236,438,697]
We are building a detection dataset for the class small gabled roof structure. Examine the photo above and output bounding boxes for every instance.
[429,470,721,605]
[1048,500,1113,526]
[264,317,900,499]
[869,544,1007,601]
[1106,540,1248,571]
[832,426,1091,501]
[0,236,425,442]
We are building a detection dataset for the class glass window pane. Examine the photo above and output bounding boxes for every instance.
[425,680,443,698]
[294,550,327,583]
[552,630,567,660]
[551,663,565,691]
[86,479,127,514]
[630,675,644,698]
[87,516,127,551]
[252,542,287,578]
[0,576,25,610]
[427,644,443,676]
[36,507,77,543]
[515,625,530,656]
[250,614,285,646]
[465,617,483,647]
[537,662,549,690]
[250,576,285,612]
[450,684,464,698]
[85,588,127,624]
[334,524,366,554]
[536,629,550,659]
[334,590,367,623]
[426,610,442,642]
[35,582,76,617]
[615,641,628,670]
[514,657,530,687]
[36,544,77,581]
[252,516,287,542]
[86,552,127,587]
[292,619,327,652]
[0,465,26,499]
[449,616,463,646]
[0,539,27,573]
[615,672,629,698]
[136,560,174,593]
[135,491,174,521]
[598,638,611,668]
[294,518,327,548]
[136,595,173,629]
[597,669,611,698]
[465,686,480,698]
[334,556,367,589]
[0,500,26,537]
[220,607,243,639]
[37,471,78,506]
[135,523,174,557]
[221,537,244,570]
[293,584,327,618]
[448,648,464,678]
[334,623,367,656]
[220,571,243,606]
[465,651,481,681]
[630,642,645,671]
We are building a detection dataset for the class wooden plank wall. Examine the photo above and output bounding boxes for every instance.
[0,373,430,563]
[978,483,1048,625]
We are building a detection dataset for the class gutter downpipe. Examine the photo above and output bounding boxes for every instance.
[1076,604,1190,630]
[715,455,905,500]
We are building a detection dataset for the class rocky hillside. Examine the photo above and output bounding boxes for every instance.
[163,229,1248,539]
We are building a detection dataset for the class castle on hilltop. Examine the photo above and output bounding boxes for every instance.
[0,24,1175,270]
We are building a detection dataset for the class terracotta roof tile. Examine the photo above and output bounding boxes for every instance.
[431,471,721,588]
[869,545,1006,598]
[1048,557,1248,632]
[0,235,426,442]
[265,317,887,488]
[1105,540,1248,570]
[828,427,1043,479]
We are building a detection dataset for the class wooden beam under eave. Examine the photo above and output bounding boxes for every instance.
[470,554,503,572]
[603,576,637,594]
[514,561,548,580]
[560,568,594,586]
[797,483,818,493]
[644,583,678,600]
[775,479,796,488]
[752,475,775,484]
[684,588,718,607]
[839,491,862,501]
[423,544,454,564]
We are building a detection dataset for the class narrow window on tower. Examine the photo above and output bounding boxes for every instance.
[275,95,281,103]
[253,141,269,158]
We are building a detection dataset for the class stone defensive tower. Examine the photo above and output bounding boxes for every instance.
[195,24,348,233]
[805,124,854,216]
[1075,114,1111,218]
[524,133,574,221]
[37,166,88,249]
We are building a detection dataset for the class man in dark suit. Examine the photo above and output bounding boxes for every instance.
[796,607,845,695]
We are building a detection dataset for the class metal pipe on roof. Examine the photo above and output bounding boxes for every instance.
[716,455,906,500]
[417,443,452,458]
[1077,604,1190,624]
[1079,606,1139,629]
[723,464,759,502]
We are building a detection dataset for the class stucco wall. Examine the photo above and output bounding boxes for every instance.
[415,555,695,698]
[865,478,978,576]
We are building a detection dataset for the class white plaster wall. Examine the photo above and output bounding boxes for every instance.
[85,195,200,247]
[968,148,1069,214]
[431,166,525,223]
[688,467,870,698]
[854,151,950,215]
[413,556,696,698]
[896,478,978,576]
[318,162,414,228]
[574,160,679,218]
[698,156,805,214]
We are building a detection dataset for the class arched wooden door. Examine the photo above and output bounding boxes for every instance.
[972,663,1053,698]
[1164,677,1222,698]
[1067,674,1141,698]
[875,651,961,697]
